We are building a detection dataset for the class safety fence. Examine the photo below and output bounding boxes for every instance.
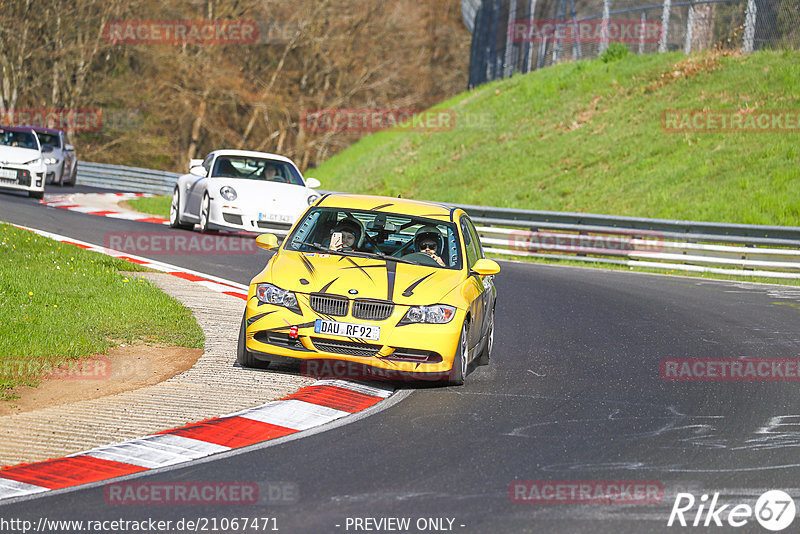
[465,0,800,87]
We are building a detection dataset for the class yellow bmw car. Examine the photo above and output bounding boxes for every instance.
[237,193,500,385]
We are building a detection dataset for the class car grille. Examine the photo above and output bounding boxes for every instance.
[310,337,381,357]
[309,294,349,317]
[352,299,394,321]
[0,168,28,186]
[222,213,243,225]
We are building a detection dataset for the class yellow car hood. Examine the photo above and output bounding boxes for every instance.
[268,251,466,306]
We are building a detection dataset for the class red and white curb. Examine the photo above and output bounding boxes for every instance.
[40,192,170,225]
[0,379,392,500]
[0,225,397,501]
[12,224,248,300]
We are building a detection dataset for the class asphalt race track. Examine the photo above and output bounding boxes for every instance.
[2,186,800,533]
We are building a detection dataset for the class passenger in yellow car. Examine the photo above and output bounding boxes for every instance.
[414,225,446,267]
[329,220,361,251]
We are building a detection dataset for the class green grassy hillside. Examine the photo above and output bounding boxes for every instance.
[309,49,800,226]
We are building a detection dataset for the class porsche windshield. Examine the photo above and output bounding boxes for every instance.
[34,131,60,148]
[286,207,463,270]
[211,156,303,185]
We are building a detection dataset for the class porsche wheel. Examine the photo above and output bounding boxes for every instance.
[237,312,269,369]
[447,320,469,386]
[477,308,494,366]
[169,188,193,229]
[199,194,212,233]
[29,190,44,200]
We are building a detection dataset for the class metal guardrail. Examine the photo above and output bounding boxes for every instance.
[75,161,800,279]
[76,161,179,195]
[451,203,800,279]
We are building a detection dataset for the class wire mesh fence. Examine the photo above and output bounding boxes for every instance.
[466,0,800,87]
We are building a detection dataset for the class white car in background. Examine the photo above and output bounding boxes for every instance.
[170,149,321,234]
[0,125,47,199]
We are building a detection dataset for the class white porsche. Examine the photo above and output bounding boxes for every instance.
[169,150,321,234]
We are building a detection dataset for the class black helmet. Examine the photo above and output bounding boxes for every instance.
[333,219,362,246]
[414,225,444,253]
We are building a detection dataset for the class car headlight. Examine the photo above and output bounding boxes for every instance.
[307,194,320,206]
[24,158,43,166]
[255,283,300,312]
[44,157,58,165]
[220,186,237,201]
[399,304,456,325]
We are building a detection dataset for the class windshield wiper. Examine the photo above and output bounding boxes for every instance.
[367,249,417,265]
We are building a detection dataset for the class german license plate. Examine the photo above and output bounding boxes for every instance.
[0,169,16,180]
[314,319,380,341]
[259,212,292,223]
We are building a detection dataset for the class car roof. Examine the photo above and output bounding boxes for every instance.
[209,149,296,165]
[0,125,37,134]
[24,125,62,135]
[316,193,459,221]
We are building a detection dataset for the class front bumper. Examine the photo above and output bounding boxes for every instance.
[0,165,45,192]
[210,204,295,235]
[244,292,464,380]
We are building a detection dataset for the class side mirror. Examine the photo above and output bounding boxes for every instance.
[189,166,207,177]
[189,158,203,169]
[305,177,321,189]
[64,144,74,152]
[256,233,279,250]
[470,258,500,276]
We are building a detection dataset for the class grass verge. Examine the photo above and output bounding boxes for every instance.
[125,196,170,218]
[0,223,204,401]
[310,49,800,226]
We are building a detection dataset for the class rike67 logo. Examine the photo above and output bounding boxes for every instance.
[668,490,796,531]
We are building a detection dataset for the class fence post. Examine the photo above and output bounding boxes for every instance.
[526,0,538,72]
[537,35,548,69]
[505,0,519,77]
[684,5,695,54]
[639,12,647,54]
[599,0,611,54]
[743,0,757,53]
[658,0,671,53]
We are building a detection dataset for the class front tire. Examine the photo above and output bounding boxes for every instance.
[237,311,270,369]
[447,320,469,386]
[169,188,193,229]
[199,194,212,233]
[29,190,44,200]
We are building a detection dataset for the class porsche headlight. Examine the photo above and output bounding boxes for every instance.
[400,304,456,325]
[307,194,320,206]
[24,158,43,166]
[255,283,300,312]
[44,157,58,165]
[220,186,237,201]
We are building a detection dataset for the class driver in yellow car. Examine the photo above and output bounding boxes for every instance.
[414,225,446,267]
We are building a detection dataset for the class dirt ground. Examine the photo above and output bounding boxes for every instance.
[0,343,203,416]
